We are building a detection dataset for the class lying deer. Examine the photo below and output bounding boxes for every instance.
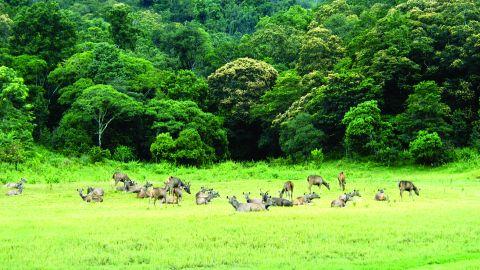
[243,192,263,204]
[77,188,103,202]
[87,187,104,197]
[293,192,320,205]
[6,183,24,196]
[196,188,220,205]
[227,196,270,212]
[5,178,27,189]
[375,189,388,201]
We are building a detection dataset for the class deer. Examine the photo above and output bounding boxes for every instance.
[338,190,361,201]
[136,182,154,199]
[264,191,293,207]
[165,176,191,202]
[398,180,420,199]
[87,187,104,197]
[6,183,24,196]
[307,175,330,193]
[279,181,294,200]
[338,172,346,191]
[5,178,27,189]
[331,193,352,208]
[77,188,103,202]
[243,192,263,204]
[150,187,167,205]
[112,172,131,186]
[293,192,320,205]
[375,189,388,201]
[227,196,270,212]
[196,188,220,205]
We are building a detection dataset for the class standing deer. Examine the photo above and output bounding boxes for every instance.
[165,176,191,202]
[280,181,294,200]
[112,172,131,186]
[338,172,346,191]
[307,175,330,193]
[398,180,420,199]
[150,187,167,205]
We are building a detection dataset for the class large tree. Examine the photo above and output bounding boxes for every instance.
[10,1,77,67]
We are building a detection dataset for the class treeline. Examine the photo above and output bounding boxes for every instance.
[0,0,480,166]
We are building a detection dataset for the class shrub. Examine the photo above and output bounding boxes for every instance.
[310,148,324,164]
[112,145,136,162]
[88,146,111,163]
[150,133,175,162]
[0,133,26,169]
[409,131,447,166]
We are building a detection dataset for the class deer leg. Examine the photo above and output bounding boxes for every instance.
[400,189,403,200]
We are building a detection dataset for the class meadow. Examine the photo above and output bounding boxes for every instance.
[1,151,480,269]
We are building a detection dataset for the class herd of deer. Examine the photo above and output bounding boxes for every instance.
[4,171,421,212]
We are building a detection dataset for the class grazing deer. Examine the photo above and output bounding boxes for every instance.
[398,180,420,199]
[5,178,27,189]
[307,175,330,193]
[196,188,220,205]
[227,196,270,212]
[338,172,346,191]
[280,181,294,200]
[77,188,103,202]
[243,192,263,204]
[87,187,104,197]
[6,183,24,196]
[150,187,167,205]
[375,189,388,201]
[293,192,320,205]
[112,172,131,186]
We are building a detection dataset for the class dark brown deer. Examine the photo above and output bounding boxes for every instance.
[398,180,420,199]
[280,181,294,200]
[264,191,293,207]
[338,172,346,191]
[307,175,330,193]
[375,189,388,201]
[112,172,131,186]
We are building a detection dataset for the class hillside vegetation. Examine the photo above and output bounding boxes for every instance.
[1,0,480,166]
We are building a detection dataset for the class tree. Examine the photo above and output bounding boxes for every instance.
[279,113,324,161]
[296,27,345,75]
[68,84,142,147]
[409,130,448,166]
[10,1,76,67]
[105,3,137,50]
[208,57,277,159]
[397,81,451,145]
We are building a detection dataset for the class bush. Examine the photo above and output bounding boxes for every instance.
[112,145,136,162]
[310,148,324,164]
[88,146,111,163]
[150,133,175,162]
[409,131,447,166]
[0,133,26,169]
[453,148,480,162]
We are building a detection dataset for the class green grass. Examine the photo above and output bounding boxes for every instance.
[1,151,480,269]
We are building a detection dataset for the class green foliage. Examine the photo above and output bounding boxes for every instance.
[10,1,76,66]
[279,113,324,161]
[112,145,136,162]
[409,131,448,166]
[173,128,214,166]
[310,148,324,164]
[88,146,111,163]
[0,132,25,168]
[105,3,137,50]
[150,133,175,162]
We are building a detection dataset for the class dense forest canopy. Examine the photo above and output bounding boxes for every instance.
[1,0,480,166]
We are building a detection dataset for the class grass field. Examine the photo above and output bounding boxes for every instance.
[1,153,480,269]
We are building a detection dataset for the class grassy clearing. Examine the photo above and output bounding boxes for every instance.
[1,152,480,269]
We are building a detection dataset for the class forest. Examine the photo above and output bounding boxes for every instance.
[1,0,480,166]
